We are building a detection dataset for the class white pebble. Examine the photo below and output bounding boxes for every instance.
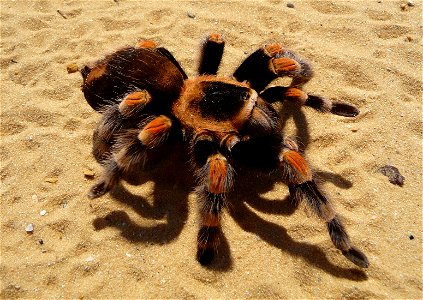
[40,210,47,216]
[25,223,34,233]
[32,195,38,201]
[85,255,95,262]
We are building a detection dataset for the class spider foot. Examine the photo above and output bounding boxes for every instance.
[196,226,220,265]
[196,247,215,265]
[342,246,369,268]
[330,101,360,117]
[306,95,360,117]
[88,181,109,199]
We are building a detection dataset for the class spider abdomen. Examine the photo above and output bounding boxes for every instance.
[82,46,186,111]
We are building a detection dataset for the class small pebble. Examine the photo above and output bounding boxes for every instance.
[66,63,79,73]
[38,239,44,245]
[45,177,58,183]
[409,234,414,240]
[32,194,38,201]
[85,255,95,262]
[378,165,405,186]
[407,0,414,6]
[83,168,95,179]
[40,210,47,216]
[406,36,413,42]
[400,3,407,10]
[25,223,34,233]
[187,12,195,19]
[351,128,359,132]
[287,2,295,8]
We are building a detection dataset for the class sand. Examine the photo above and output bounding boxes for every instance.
[1,0,422,299]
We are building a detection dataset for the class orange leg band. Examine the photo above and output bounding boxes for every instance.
[282,150,312,182]
[264,43,283,57]
[271,57,300,75]
[137,40,157,48]
[208,154,229,194]
[285,87,308,104]
[138,115,172,147]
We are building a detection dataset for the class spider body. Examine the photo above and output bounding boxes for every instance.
[81,34,369,268]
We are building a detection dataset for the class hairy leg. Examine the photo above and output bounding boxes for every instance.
[233,43,312,92]
[191,133,234,265]
[279,143,369,268]
[198,33,225,75]
[92,90,153,162]
[260,86,360,117]
[89,115,173,198]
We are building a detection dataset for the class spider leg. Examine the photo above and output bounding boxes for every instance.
[279,143,369,268]
[92,90,153,162]
[191,133,235,265]
[233,43,313,92]
[198,33,225,76]
[88,115,173,198]
[260,86,360,117]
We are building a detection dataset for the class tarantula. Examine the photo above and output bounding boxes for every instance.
[81,34,369,268]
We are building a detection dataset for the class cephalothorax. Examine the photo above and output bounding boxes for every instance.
[81,34,369,268]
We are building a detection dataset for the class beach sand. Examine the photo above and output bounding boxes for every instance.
[1,0,422,298]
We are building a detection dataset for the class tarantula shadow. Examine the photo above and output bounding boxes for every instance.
[81,34,369,270]
[91,147,190,245]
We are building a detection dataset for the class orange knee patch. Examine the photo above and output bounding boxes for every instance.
[209,33,224,43]
[137,40,157,48]
[138,116,172,147]
[271,57,300,75]
[202,213,220,227]
[119,91,152,116]
[285,88,308,104]
[282,150,312,181]
[264,43,283,57]
[208,155,228,194]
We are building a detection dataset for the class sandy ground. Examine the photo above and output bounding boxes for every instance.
[1,0,422,299]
